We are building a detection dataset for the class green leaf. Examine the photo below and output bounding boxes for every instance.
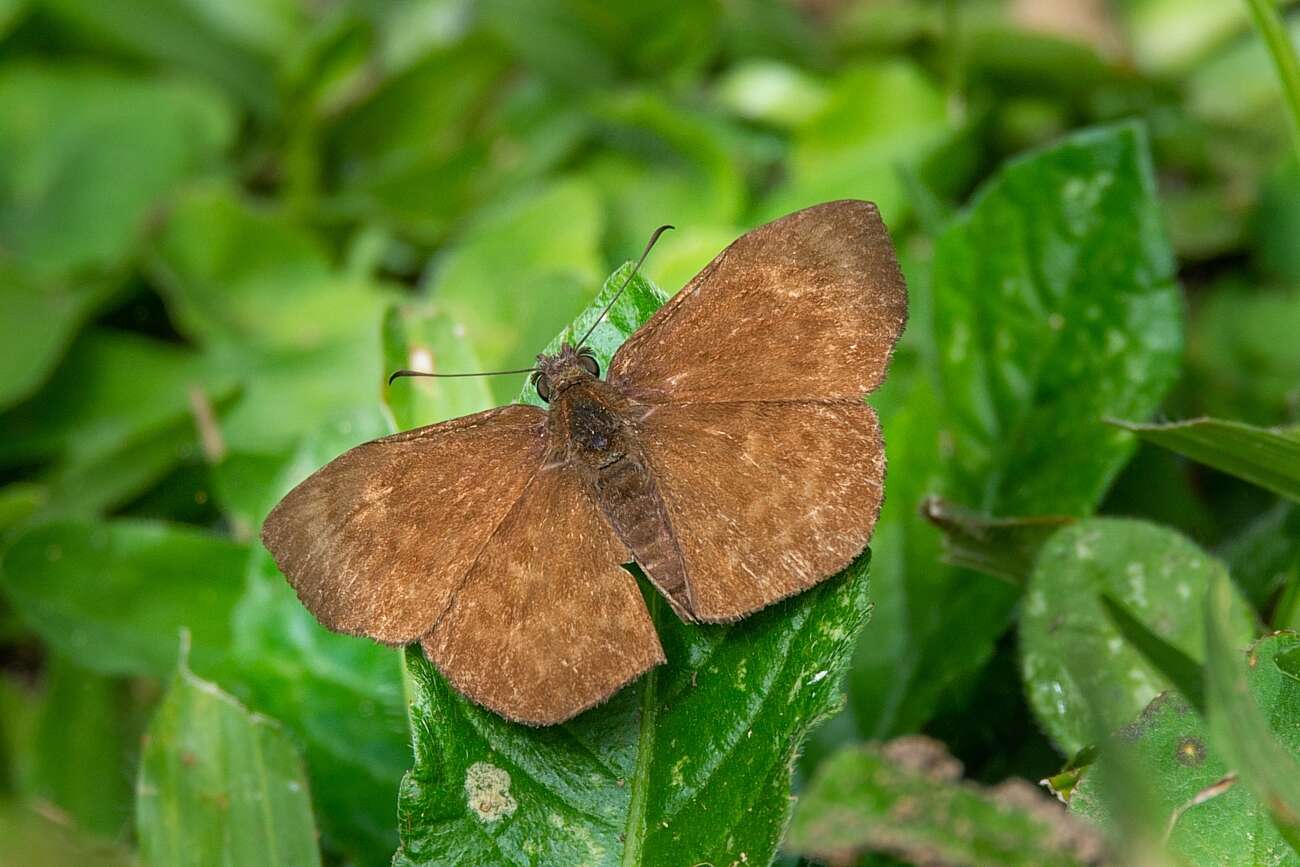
[1252,161,1300,285]
[326,60,587,243]
[27,654,133,837]
[786,737,1104,866]
[0,798,136,867]
[395,266,873,866]
[149,186,391,453]
[228,411,409,865]
[381,302,494,432]
[40,0,289,116]
[151,184,381,352]
[1217,501,1300,611]
[713,60,829,129]
[852,123,1185,738]
[921,496,1073,585]
[0,329,237,479]
[427,178,605,401]
[0,263,115,411]
[1099,593,1205,713]
[1186,282,1300,425]
[1205,573,1300,851]
[477,0,721,87]
[1113,418,1300,503]
[579,91,746,259]
[1,519,247,678]
[759,60,953,226]
[1020,518,1255,756]
[137,639,322,867]
[0,64,234,279]
[324,35,510,240]
[1072,633,1300,865]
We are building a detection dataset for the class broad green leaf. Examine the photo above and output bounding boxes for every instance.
[1188,15,1300,130]
[208,451,291,539]
[1252,161,1300,285]
[151,185,373,352]
[477,0,720,87]
[1099,594,1205,713]
[326,62,586,242]
[1114,418,1300,503]
[579,91,746,259]
[40,0,288,116]
[36,396,236,519]
[759,60,952,226]
[149,186,391,453]
[228,411,409,865]
[1,519,246,678]
[0,329,236,474]
[0,263,115,411]
[28,655,132,837]
[0,799,136,867]
[1124,0,1248,75]
[1020,518,1254,755]
[1217,501,1300,609]
[427,178,605,401]
[786,737,1104,866]
[0,0,26,37]
[964,23,1122,96]
[852,123,1185,739]
[0,64,233,279]
[395,266,874,867]
[714,60,829,130]
[381,302,493,432]
[1072,633,1300,865]
[921,496,1073,585]
[1185,282,1300,421]
[1205,574,1300,851]
[326,36,508,194]
[137,641,322,867]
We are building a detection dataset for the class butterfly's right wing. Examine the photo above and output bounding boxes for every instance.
[261,405,549,644]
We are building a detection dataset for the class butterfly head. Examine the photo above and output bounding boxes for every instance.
[531,344,600,403]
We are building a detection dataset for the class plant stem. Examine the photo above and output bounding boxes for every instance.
[943,0,967,123]
[1243,0,1300,161]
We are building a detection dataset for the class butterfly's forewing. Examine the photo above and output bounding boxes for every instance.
[261,405,546,644]
[423,463,664,725]
[608,200,906,403]
[611,200,905,621]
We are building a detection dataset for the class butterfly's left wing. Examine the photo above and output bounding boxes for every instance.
[423,462,664,725]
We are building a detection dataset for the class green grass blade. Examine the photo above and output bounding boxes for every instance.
[1112,417,1300,502]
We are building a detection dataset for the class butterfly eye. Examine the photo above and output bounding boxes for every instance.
[534,374,553,403]
[578,353,599,378]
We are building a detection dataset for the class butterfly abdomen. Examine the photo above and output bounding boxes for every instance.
[588,453,696,623]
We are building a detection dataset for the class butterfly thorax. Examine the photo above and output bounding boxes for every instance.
[545,377,633,470]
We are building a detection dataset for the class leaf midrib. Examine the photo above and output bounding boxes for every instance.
[621,596,661,866]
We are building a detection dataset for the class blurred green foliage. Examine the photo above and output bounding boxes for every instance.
[1,1,1300,865]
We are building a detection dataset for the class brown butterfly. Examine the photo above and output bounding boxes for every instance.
[261,200,907,725]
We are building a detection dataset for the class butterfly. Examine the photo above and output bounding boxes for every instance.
[261,200,907,725]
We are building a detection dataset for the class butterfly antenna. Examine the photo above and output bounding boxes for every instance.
[576,224,674,348]
[387,367,537,386]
